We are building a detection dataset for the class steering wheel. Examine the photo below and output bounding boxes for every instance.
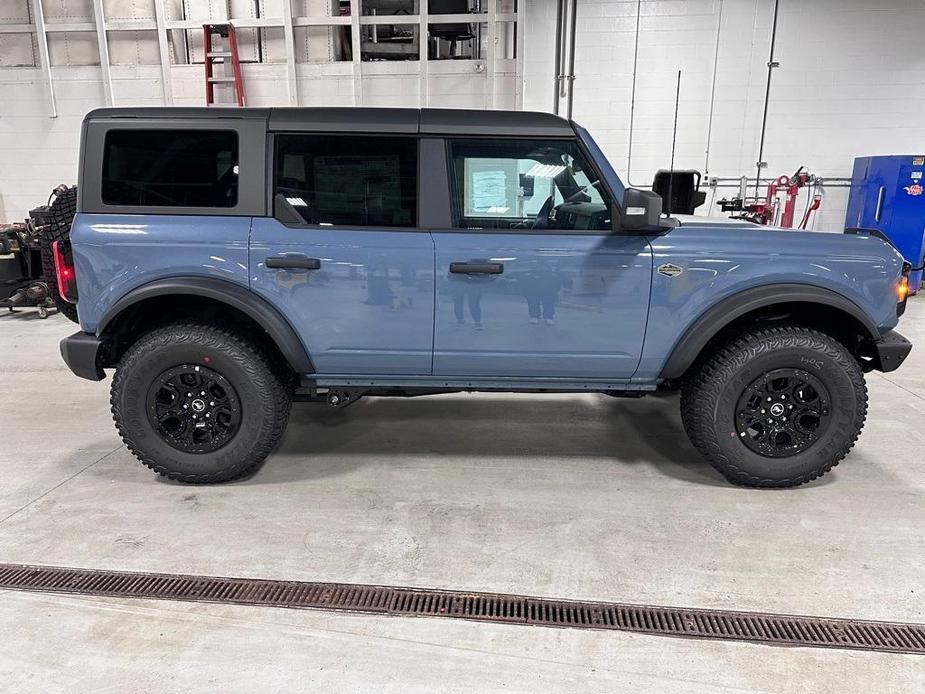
[531,195,555,229]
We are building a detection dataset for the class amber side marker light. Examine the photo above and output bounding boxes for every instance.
[897,275,910,302]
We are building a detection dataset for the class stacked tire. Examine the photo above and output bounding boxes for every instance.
[38,186,79,323]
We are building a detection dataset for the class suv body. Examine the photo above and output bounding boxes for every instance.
[58,107,912,486]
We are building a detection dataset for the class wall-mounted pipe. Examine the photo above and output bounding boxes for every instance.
[565,0,578,119]
[754,0,781,196]
[703,0,724,176]
[625,0,642,186]
[552,0,564,114]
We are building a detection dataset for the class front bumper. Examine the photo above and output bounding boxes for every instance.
[60,331,105,381]
[867,329,912,373]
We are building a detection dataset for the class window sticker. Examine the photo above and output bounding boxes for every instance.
[470,170,509,214]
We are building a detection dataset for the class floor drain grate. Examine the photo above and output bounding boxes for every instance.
[1,562,923,654]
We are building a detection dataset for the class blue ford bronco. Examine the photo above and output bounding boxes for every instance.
[56,107,912,487]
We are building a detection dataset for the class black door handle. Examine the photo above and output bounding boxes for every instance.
[449,262,504,275]
[265,256,321,270]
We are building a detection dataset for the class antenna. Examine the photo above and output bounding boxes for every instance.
[666,70,681,217]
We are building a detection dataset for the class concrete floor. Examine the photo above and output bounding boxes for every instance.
[1,299,924,692]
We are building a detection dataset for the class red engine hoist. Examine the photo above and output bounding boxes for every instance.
[717,167,824,229]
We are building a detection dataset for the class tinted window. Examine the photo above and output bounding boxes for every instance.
[448,139,612,231]
[102,130,238,208]
[275,135,417,227]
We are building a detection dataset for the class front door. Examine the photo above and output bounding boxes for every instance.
[250,133,434,376]
[432,137,653,379]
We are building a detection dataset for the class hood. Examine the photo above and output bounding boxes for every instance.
[666,214,906,264]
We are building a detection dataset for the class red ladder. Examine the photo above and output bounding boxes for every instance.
[203,23,245,107]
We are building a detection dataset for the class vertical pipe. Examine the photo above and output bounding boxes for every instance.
[152,0,173,104]
[486,0,497,109]
[281,0,298,105]
[754,0,780,197]
[514,0,525,110]
[419,0,428,107]
[30,0,56,117]
[350,0,363,105]
[552,0,564,114]
[565,0,577,119]
[666,71,681,217]
[703,0,724,176]
[625,0,641,184]
[92,0,114,106]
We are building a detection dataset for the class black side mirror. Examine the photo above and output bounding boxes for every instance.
[615,188,663,232]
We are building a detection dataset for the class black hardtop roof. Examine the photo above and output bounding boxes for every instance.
[83,107,575,137]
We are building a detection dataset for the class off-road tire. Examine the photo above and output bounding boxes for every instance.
[111,323,292,483]
[39,186,79,323]
[680,326,868,488]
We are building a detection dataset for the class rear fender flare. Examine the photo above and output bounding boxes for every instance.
[97,276,314,373]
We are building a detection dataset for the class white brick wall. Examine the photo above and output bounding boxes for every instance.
[524,0,925,230]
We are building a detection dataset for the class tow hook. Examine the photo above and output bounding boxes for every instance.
[326,389,363,409]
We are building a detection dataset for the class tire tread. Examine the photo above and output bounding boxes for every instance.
[680,325,868,488]
[110,323,292,483]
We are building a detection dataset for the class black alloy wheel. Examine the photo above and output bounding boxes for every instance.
[146,365,242,453]
[734,368,831,458]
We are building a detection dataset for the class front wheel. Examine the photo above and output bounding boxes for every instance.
[681,326,868,488]
[111,324,292,483]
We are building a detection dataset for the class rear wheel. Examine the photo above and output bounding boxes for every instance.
[111,324,292,483]
[39,186,79,323]
[680,326,867,487]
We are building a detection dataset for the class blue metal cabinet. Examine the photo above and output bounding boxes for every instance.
[845,155,925,291]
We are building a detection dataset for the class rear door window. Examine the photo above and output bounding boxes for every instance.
[102,130,239,208]
[274,134,417,227]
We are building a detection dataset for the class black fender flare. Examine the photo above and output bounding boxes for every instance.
[659,283,881,380]
[97,276,314,373]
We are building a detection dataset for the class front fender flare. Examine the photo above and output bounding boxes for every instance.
[97,276,314,373]
[658,283,880,380]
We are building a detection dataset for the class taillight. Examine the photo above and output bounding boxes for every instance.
[52,240,78,303]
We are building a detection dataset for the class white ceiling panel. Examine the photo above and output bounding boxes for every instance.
[0,0,31,25]
[0,33,36,66]
[48,31,100,65]
[42,0,94,23]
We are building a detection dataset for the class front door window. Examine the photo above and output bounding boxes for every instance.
[448,139,613,231]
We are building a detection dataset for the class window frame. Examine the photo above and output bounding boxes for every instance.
[100,129,240,210]
[268,131,422,232]
[81,118,267,217]
[442,135,619,235]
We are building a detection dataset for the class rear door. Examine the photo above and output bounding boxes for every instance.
[431,137,653,379]
[249,133,434,376]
